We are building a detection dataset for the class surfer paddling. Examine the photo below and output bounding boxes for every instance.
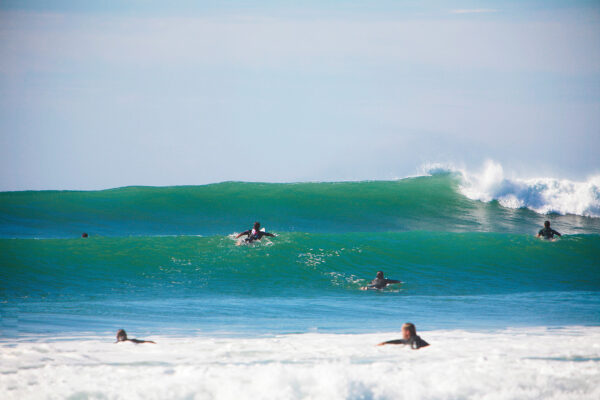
[361,271,402,290]
[378,323,429,349]
[537,221,561,240]
[236,222,276,243]
[115,329,155,344]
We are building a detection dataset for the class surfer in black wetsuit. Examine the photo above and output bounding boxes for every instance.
[537,221,561,240]
[361,271,402,290]
[115,329,155,344]
[378,323,429,349]
[236,222,276,243]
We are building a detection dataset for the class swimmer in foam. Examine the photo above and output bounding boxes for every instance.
[537,220,561,240]
[361,271,402,290]
[377,323,429,349]
[236,222,276,243]
[115,329,155,344]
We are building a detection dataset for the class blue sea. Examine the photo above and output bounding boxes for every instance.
[1,170,599,399]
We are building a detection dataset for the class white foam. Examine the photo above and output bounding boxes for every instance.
[2,327,600,399]
[422,160,600,218]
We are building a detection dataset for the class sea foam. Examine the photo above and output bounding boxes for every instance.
[423,160,600,217]
[2,327,599,399]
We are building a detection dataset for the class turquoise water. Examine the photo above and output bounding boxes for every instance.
[1,175,599,336]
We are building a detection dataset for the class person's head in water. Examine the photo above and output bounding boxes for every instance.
[253,222,260,230]
[376,271,384,279]
[116,329,128,342]
[402,323,417,340]
[82,232,88,238]
[544,220,550,228]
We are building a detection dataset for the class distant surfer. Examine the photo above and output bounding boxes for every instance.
[82,232,88,238]
[361,271,402,290]
[377,323,429,349]
[115,329,155,344]
[235,222,276,243]
[537,221,561,240]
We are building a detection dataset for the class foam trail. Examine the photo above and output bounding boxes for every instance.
[423,160,600,217]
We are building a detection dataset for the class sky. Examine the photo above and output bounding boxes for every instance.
[0,1,599,190]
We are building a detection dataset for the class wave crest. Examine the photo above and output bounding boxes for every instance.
[423,161,600,218]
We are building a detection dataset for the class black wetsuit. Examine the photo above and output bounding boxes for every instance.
[239,229,275,243]
[368,278,401,290]
[127,338,155,344]
[116,338,155,344]
[382,335,429,349]
[116,329,155,344]
[538,227,561,239]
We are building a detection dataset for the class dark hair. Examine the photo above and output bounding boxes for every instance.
[253,222,261,229]
[376,271,384,279]
[544,220,550,228]
[116,329,128,341]
[402,322,417,337]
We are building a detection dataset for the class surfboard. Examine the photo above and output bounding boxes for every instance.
[360,281,404,290]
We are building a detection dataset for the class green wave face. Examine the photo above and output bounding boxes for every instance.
[1,175,599,238]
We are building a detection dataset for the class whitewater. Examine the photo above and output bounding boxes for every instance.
[1,163,599,399]
[2,328,600,400]
[425,161,600,218]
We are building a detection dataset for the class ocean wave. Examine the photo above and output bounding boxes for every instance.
[423,160,600,218]
[2,168,600,239]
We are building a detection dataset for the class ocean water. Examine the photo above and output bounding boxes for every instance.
[1,171,599,399]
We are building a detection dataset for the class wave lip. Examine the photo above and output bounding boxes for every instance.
[424,161,600,218]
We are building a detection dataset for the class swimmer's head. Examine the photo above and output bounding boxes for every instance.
[116,329,128,342]
[376,271,384,279]
[82,233,88,238]
[402,323,416,340]
[544,220,550,228]
[253,222,261,230]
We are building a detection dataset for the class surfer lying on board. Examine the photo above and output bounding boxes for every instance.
[537,221,561,240]
[236,222,276,243]
[377,323,429,349]
[115,329,155,344]
[360,271,402,290]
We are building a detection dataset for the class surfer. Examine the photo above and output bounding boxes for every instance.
[115,329,156,344]
[361,271,402,290]
[537,221,561,240]
[235,222,276,243]
[377,323,429,349]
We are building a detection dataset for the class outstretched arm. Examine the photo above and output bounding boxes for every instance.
[129,338,156,344]
[553,229,562,237]
[236,230,250,239]
[262,232,276,238]
[377,339,406,346]
[385,279,401,284]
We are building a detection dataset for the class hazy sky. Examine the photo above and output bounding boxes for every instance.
[1,1,599,190]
